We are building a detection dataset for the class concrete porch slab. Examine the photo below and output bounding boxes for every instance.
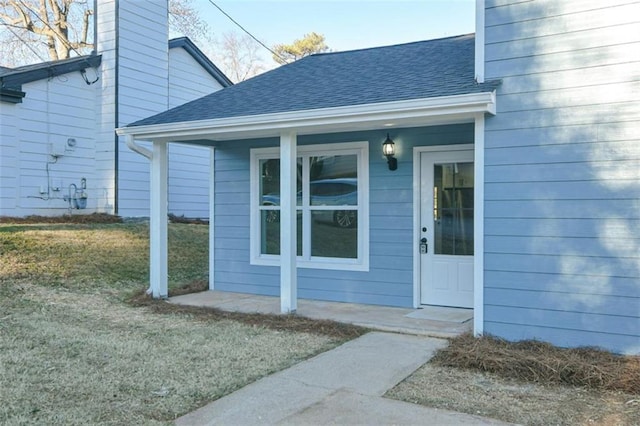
[169,290,472,338]
[405,305,473,323]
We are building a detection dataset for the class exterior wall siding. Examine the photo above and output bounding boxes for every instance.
[213,125,473,307]
[168,48,224,108]
[0,74,100,216]
[115,0,169,217]
[115,3,226,218]
[0,99,18,214]
[0,0,225,218]
[93,0,117,214]
[483,0,640,354]
[167,49,226,218]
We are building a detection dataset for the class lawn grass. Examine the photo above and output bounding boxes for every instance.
[0,222,208,293]
[0,221,362,425]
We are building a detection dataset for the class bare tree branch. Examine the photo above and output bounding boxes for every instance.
[208,31,266,83]
[1,0,209,65]
[79,7,89,45]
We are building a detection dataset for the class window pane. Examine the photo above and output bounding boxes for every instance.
[260,210,302,256]
[309,155,357,206]
[434,162,474,255]
[311,210,357,258]
[260,159,280,204]
[260,210,280,255]
[259,158,303,206]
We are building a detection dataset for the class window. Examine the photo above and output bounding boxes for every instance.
[433,162,474,255]
[250,142,369,270]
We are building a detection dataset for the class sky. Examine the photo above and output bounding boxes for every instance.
[194,0,475,60]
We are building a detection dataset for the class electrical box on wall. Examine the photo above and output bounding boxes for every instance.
[48,141,65,158]
[65,138,77,152]
[48,138,77,158]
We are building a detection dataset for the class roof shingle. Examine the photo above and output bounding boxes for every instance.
[129,34,500,128]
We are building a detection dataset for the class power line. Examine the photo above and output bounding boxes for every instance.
[206,0,287,64]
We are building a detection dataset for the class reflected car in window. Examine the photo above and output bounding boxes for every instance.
[261,178,357,228]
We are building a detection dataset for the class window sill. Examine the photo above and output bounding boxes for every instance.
[251,256,369,272]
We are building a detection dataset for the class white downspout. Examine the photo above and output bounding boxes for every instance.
[125,134,152,159]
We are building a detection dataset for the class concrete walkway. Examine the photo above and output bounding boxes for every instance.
[176,332,513,426]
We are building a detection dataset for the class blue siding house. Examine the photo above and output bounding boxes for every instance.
[118,0,639,354]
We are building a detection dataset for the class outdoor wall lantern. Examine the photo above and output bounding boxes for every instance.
[382,133,398,171]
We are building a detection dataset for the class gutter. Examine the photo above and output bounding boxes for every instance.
[116,91,497,142]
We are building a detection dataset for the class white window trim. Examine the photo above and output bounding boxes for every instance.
[250,141,369,271]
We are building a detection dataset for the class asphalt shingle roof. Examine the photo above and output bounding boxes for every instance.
[129,34,500,128]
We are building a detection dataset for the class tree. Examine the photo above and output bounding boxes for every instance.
[208,31,266,83]
[272,32,329,65]
[0,0,208,66]
[0,0,93,63]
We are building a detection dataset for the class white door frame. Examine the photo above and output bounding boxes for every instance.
[413,114,484,335]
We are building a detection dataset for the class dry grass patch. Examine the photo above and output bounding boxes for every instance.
[1,282,344,425]
[0,222,365,424]
[387,333,640,425]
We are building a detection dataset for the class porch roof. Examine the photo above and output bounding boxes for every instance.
[127,34,500,131]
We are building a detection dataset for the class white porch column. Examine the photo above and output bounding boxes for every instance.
[149,140,168,298]
[209,147,215,290]
[280,131,297,313]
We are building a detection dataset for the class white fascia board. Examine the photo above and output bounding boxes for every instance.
[116,91,496,142]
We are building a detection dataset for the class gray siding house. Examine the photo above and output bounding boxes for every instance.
[118,0,639,354]
[0,0,232,218]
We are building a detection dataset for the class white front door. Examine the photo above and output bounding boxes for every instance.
[420,149,474,308]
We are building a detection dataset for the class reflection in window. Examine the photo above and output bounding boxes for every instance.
[252,143,367,269]
[259,158,302,207]
[260,154,358,257]
[259,211,302,256]
[433,162,474,255]
[311,211,357,258]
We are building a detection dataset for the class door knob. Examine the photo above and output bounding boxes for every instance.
[420,238,428,254]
